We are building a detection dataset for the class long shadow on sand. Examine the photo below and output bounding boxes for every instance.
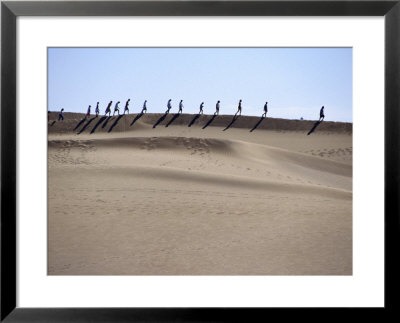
[73,118,87,131]
[250,116,265,132]
[130,112,144,126]
[101,116,112,129]
[153,113,168,128]
[223,115,240,131]
[49,121,56,127]
[188,114,200,127]
[108,115,124,133]
[78,117,96,134]
[307,120,322,135]
[90,116,107,134]
[202,115,217,129]
[166,113,180,127]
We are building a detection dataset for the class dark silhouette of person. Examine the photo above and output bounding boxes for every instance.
[178,100,184,114]
[214,100,220,115]
[166,99,172,114]
[199,102,204,114]
[141,100,148,113]
[86,105,91,118]
[105,101,112,116]
[95,102,100,117]
[319,106,325,121]
[58,108,64,121]
[235,99,242,116]
[124,99,130,115]
[262,101,268,117]
[113,101,120,116]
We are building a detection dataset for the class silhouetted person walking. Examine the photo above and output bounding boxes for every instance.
[214,100,220,115]
[262,101,268,117]
[58,108,64,121]
[86,105,91,118]
[166,99,172,114]
[235,100,242,116]
[124,99,130,115]
[319,106,325,121]
[105,101,112,116]
[95,102,100,117]
[141,100,147,113]
[199,102,204,114]
[113,101,120,116]
[178,100,184,114]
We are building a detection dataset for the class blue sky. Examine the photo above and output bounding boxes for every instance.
[48,48,352,122]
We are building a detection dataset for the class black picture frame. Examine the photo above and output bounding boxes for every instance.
[1,0,399,321]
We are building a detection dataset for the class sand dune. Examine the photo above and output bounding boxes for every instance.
[48,112,352,275]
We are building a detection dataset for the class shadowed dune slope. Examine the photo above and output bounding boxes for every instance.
[48,112,352,134]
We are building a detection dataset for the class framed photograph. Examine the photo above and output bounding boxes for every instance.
[1,0,399,321]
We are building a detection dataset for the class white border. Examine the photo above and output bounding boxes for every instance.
[17,17,384,307]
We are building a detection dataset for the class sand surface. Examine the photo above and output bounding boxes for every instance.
[48,112,352,275]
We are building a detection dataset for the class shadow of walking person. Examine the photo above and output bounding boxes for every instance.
[153,113,168,128]
[250,116,265,132]
[101,116,112,129]
[307,121,322,135]
[223,115,240,131]
[166,113,180,127]
[49,121,56,127]
[73,118,86,131]
[188,114,200,127]
[202,115,217,129]
[108,115,124,133]
[130,112,144,126]
[90,116,107,134]
[78,117,96,134]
